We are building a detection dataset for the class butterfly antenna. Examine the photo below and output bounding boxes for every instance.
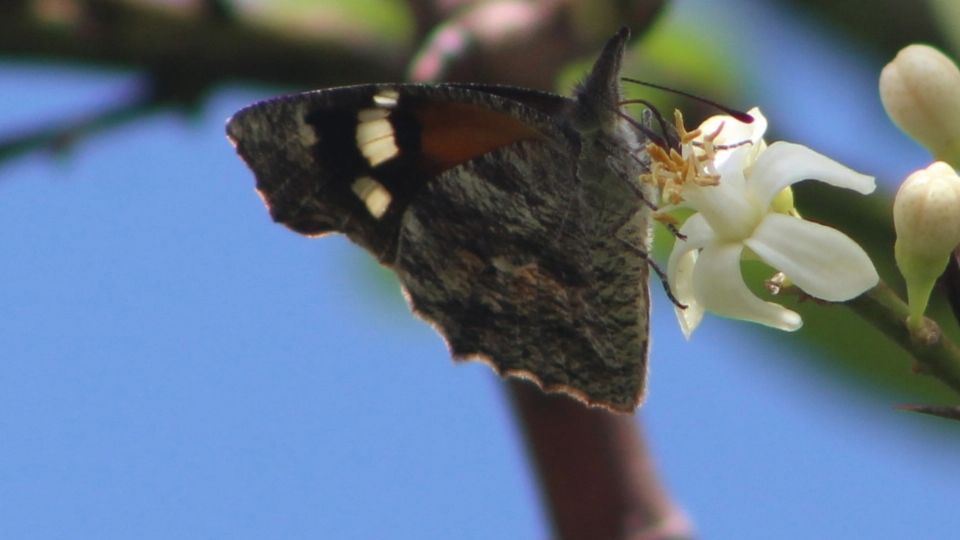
[621,77,754,123]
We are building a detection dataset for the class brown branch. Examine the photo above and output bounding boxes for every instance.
[406,0,667,87]
[0,0,412,89]
[0,0,417,164]
[0,0,667,165]
[1,0,665,92]
[509,381,693,540]
[0,90,160,162]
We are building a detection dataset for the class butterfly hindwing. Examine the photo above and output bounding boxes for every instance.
[394,134,650,410]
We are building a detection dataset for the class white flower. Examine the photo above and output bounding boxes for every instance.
[649,108,879,337]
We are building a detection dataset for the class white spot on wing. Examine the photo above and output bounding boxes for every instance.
[357,108,390,122]
[373,89,399,107]
[356,109,399,167]
[351,176,393,219]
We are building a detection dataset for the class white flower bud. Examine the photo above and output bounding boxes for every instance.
[880,44,960,165]
[893,161,960,326]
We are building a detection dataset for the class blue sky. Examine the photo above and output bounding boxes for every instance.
[1,1,958,538]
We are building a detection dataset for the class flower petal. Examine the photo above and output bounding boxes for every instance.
[700,107,768,147]
[671,250,703,338]
[744,213,879,301]
[667,215,715,337]
[692,241,803,331]
[681,147,760,240]
[669,213,717,253]
[747,142,877,210]
[699,107,768,169]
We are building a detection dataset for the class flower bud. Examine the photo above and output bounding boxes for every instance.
[880,44,960,166]
[893,161,960,326]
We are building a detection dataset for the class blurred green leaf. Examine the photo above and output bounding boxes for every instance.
[243,0,413,42]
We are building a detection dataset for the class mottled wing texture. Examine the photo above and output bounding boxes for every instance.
[227,66,651,410]
[395,134,651,411]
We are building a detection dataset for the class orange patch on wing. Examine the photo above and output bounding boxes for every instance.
[415,102,543,174]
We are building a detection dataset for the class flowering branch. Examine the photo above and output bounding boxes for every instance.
[648,104,960,412]
[864,42,960,411]
[845,281,960,397]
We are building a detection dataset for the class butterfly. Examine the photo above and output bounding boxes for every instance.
[226,28,655,411]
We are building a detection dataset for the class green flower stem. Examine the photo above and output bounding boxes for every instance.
[903,273,937,331]
[846,280,960,396]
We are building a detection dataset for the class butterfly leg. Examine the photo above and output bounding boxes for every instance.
[617,232,685,309]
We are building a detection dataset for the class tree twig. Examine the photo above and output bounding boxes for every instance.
[897,403,960,421]
[0,0,411,89]
[509,381,693,540]
[0,0,666,165]
[0,92,160,162]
